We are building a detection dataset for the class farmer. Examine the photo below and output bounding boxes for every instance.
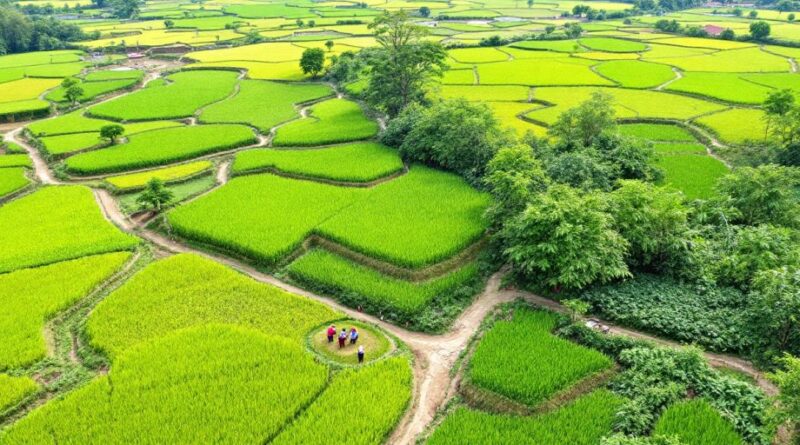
[338,328,347,348]
[326,325,336,343]
[349,327,359,345]
[358,345,365,363]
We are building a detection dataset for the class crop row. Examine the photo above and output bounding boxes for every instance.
[272,98,379,146]
[104,160,213,192]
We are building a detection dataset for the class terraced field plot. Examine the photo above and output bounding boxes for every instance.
[65,124,256,175]
[467,309,612,406]
[0,168,30,199]
[0,186,138,273]
[272,99,379,146]
[232,142,404,182]
[104,161,213,192]
[88,70,239,121]
[200,80,332,131]
[168,167,489,268]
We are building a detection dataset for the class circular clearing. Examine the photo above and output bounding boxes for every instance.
[308,320,392,366]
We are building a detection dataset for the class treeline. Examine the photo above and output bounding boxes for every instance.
[0,3,90,54]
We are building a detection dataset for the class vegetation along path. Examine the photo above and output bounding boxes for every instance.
[88,188,778,443]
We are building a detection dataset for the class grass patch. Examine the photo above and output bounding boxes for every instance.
[38,132,103,156]
[64,124,255,175]
[118,175,216,214]
[653,142,707,154]
[232,142,403,182]
[0,155,31,168]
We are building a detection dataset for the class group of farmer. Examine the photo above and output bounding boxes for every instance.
[326,325,365,363]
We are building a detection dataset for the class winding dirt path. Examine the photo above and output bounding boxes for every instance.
[89,189,779,443]
[6,127,59,185]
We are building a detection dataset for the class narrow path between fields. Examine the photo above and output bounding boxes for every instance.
[6,127,59,185]
[654,67,683,91]
[90,189,778,443]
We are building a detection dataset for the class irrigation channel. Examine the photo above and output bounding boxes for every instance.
[6,109,776,445]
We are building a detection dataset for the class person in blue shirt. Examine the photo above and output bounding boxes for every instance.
[349,327,359,345]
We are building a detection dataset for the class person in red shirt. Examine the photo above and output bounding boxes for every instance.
[326,325,336,343]
[338,328,347,348]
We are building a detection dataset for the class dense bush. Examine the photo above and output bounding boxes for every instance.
[581,274,751,353]
[382,98,513,184]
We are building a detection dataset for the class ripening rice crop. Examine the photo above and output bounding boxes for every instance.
[288,249,480,314]
[199,80,332,132]
[88,70,239,121]
[618,123,696,141]
[83,69,144,81]
[0,154,31,168]
[426,389,623,445]
[318,166,490,268]
[695,108,767,145]
[104,161,213,192]
[270,356,412,445]
[28,111,182,137]
[0,78,62,103]
[528,87,726,125]
[0,252,131,370]
[38,131,103,156]
[485,101,548,136]
[476,58,614,86]
[742,72,800,92]
[650,47,790,73]
[232,142,404,182]
[0,375,38,413]
[167,174,363,266]
[186,61,307,81]
[449,47,510,64]
[510,39,583,53]
[657,154,729,200]
[468,309,613,406]
[653,142,707,154]
[657,37,755,50]
[439,85,531,102]
[0,186,138,273]
[169,167,488,268]
[0,50,82,69]
[0,167,30,199]
[0,100,50,118]
[45,78,139,103]
[653,399,743,445]
[0,63,85,84]
[188,42,311,63]
[87,254,339,358]
[65,124,256,175]
[576,51,640,61]
[665,72,775,104]
[441,68,476,85]
[578,37,647,52]
[272,99,379,146]
[594,60,676,88]
[0,325,328,444]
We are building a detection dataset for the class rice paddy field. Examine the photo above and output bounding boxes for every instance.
[0,1,791,443]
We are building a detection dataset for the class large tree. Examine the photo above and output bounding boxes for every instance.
[299,47,325,78]
[502,184,630,290]
[608,180,690,271]
[749,267,800,358]
[715,165,800,228]
[364,10,447,117]
[484,144,549,228]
